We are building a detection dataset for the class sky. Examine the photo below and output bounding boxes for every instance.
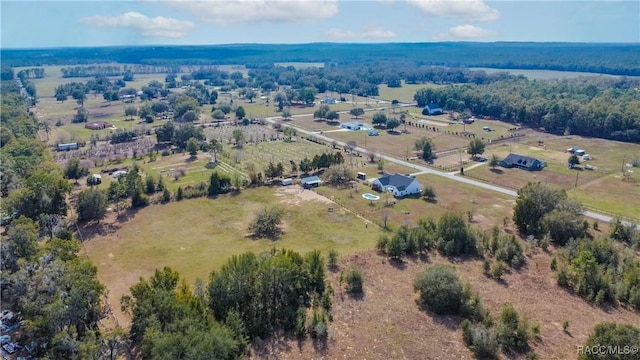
[1,0,638,49]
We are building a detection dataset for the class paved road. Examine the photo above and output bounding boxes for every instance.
[264,114,630,225]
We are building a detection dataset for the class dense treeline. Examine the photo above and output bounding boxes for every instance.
[1,79,111,357]
[415,77,640,142]
[122,249,332,358]
[60,64,178,78]
[16,67,45,80]
[2,42,638,76]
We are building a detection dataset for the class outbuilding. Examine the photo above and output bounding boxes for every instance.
[301,175,321,188]
[281,178,293,186]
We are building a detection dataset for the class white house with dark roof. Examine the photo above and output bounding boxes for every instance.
[371,173,422,198]
[422,103,443,115]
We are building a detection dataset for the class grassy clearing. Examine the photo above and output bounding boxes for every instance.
[568,174,640,220]
[526,135,640,174]
[89,153,215,193]
[377,81,440,103]
[274,62,324,69]
[82,187,383,325]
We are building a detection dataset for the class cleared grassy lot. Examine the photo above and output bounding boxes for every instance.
[81,187,383,325]
[377,81,441,103]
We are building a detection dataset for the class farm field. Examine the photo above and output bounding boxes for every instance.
[81,187,383,326]
[264,249,640,360]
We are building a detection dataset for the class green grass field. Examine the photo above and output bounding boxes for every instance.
[568,174,640,220]
[82,187,383,325]
[377,81,440,103]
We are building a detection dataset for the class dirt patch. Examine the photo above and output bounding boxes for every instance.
[275,186,334,206]
[257,249,640,359]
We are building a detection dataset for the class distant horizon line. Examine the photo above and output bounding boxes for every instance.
[2,41,639,51]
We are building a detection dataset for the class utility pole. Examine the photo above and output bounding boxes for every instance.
[575,171,579,188]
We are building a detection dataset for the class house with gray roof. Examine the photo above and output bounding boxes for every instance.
[500,153,547,171]
[371,173,422,198]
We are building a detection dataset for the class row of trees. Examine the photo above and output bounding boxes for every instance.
[414,76,640,142]
[1,76,113,357]
[123,248,333,357]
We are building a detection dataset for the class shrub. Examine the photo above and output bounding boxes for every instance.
[248,206,284,239]
[436,212,476,256]
[580,323,640,360]
[562,320,569,331]
[483,259,491,276]
[295,307,307,338]
[309,309,328,339]
[470,325,499,359]
[492,261,506,280]
[550,257,557,271]
[327,249,339,270]
[414,265,463,315]
[531,322,541,339]
[343,268,363,295]
[496,304,530,353]
[376,235,389,253]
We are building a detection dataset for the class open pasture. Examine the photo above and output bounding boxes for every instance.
[377,81,440,103]
[327,122,474,159]
[524,135,640,174]
[81,187,383,325]
[568,174,640,220]
[28,62,168,98]
[86,152,219,193]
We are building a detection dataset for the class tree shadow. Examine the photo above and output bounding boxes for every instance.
[346,290,365,301]
[388,257,407,270]
[312,336,329,354]
[414,299,462,331]
[489,168,504,174]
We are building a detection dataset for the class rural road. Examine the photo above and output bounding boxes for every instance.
[264,113,631,226]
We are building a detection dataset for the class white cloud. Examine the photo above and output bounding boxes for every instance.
[407,0,500,22]
[158,0,339,25]
[435,24,494,40]
[328,25,397,40]
[81,11,194,38]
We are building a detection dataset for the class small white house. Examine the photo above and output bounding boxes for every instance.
[112,170,128,179]
[281,178,293,186]
[371,173,422,198]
